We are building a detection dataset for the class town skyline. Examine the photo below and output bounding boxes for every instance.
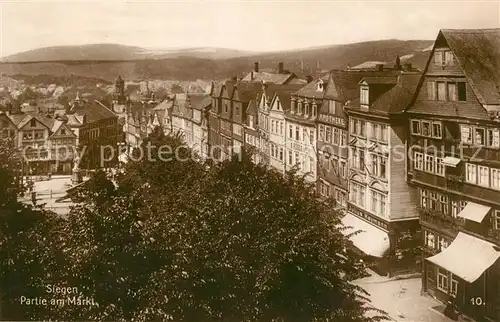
[1,0,498,57]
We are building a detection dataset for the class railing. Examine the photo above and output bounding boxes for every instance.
[418,206,463,231]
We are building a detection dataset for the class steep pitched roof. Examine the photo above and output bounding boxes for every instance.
[440,28,500,105]
[348,73,421,115]
[188,93,212,110]
[70,100,117,123]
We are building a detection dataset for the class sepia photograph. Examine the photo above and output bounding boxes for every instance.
[0,0,499,321]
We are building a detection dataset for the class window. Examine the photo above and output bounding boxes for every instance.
[360,87,369,105]
[328,100,336,114]
[303,128,307,143]
[288,150,292,165]
[295,126,299,141]
[371,154,379,176]
[457,82,467,102]
[414,152,423,170]
[437,236,449,252]
[298,102,303,114]
[271,120,275,133]
[305,103,310,117]
[333,128,339,145]
[494,210,500,230]
[451,200,467,218]
[360,121,366,137]
[432,122,442,138]
[319,125,325,141]
[445,51,454,65]
[466,163,477,184]
[295,152,300,165]
[437,82,446,101]
[434,51,443,66]
[341,131,347,146]
[425,230,436,248]
[475,128,485,145]
[359,150,365,171]
[478,166,490,186]
[380,125,387,142]
[325,126,332,143]
[352,119,358,135]
[422,121,431,136]
[447,83,457,101]
[235,105,240,115]
[487,129,500,148]
[30,119,36,127]
[427,81,436,100]
[439,195,448,214]
[280,122,283,135]
[461,125,472,144]
[420,189,428,208]
[450,275,458,298]
[380,156,387,178]
[370,190,387,217]
[248,115,254,128]
[491,168,500,190]
[437,268,449,293]
[425,155,434,173]
[309,129,315,145]
[339,160,346,178]
[436,157,444,176]
[411,120,421,134]
[289,125,293,139]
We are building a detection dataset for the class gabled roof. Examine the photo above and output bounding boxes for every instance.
[348,73,421,115]
[188,93,212,110]
[245,99,257,116]
[439,28,500,105]
[17,114,51,130]
[241,71,295,85]
[70,100,117,123]
[324,70,366,101]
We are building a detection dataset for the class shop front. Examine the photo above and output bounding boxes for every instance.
[423,232,500,321]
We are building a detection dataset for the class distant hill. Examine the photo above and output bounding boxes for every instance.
[1,44,256,62]
[0,39,434,81]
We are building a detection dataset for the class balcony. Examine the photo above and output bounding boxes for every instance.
[418,206,462,236]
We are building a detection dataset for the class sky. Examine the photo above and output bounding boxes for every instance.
[0,0,499,57]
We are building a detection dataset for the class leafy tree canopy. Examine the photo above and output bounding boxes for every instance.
[0,133,387,322]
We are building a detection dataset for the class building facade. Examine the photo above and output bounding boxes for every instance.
[407,28,500,321]
[344,71,422,276]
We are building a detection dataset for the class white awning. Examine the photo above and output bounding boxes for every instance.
[341,213,390,258]
[442,156,461,167]
[457,201,491,223]
[427,232,500,283]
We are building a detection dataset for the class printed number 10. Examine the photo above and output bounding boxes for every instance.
[470,297,484,306]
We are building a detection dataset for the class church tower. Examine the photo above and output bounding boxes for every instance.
[112,75,126,114]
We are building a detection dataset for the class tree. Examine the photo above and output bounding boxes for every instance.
[0,139,65,321]
[52,134,387,322]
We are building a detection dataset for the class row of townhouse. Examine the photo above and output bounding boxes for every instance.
[0,93,120,174]
[202,28,500,321]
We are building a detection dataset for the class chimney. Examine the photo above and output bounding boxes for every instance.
[254,62,259,72]
[375,64,384,71]
[395,55,401,70]
[403,63,412,71]
[278,62,284,74]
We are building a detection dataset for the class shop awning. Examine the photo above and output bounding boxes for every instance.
[457,201,491,223]
[341,214,390,258]
[427,232,500,283]
[442,156,461,167]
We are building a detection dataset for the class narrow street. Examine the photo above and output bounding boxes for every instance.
[353,270,454,322]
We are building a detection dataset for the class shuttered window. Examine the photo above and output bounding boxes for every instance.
[427,81,435,100]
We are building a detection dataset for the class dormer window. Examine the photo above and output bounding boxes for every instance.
[30,119,36,127]
[298,101,303,114]
[312,104,317,117]
[434,49,455,66]
[316,80,324,92]
[305,103,310,117]
[360,86,369,105]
